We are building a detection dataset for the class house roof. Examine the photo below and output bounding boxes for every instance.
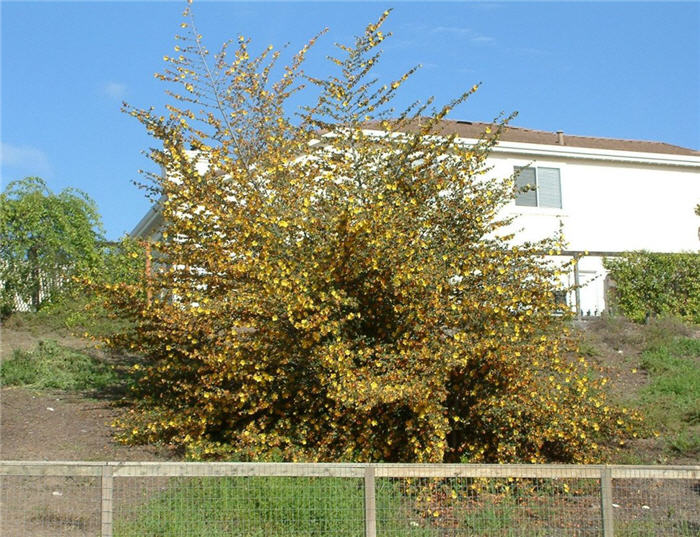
[364,118,700,157]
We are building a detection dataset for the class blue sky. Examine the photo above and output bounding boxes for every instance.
[2,1,699,240]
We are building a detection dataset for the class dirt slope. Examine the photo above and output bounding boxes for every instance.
[0,323,174,462]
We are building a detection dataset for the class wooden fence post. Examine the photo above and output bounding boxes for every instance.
[144,241,152,307]
[101,464,114,537]
[573,255,582,319]
[364,465,377,537]
[600,466,614,537]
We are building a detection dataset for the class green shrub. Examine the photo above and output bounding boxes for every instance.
[604,251,700,323]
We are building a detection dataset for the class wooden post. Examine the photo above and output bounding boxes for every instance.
[600,466,614,537]
[101,465,114,537]
[573,255,581,319]
[364,465,377,537]
[144,241,152,307]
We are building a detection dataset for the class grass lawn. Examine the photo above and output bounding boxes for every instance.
[0,339,123,392]
[636,336,700,457]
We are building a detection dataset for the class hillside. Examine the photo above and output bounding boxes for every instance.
[0,314,174,462]
[1,312,697,464]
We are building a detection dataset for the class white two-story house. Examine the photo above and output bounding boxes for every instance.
[132,120,700,316]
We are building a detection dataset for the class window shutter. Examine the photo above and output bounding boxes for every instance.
[514,167,537,207]
[537,167,562,208]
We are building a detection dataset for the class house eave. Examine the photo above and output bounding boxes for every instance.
[466,138,700,168]
[131,200,163,239]
[359,128,700,168]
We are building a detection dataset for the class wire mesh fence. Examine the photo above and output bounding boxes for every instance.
[113,474,365,536]
[1,473,101,537]
[611,477,700,537]
[1,462,698,537]
[375,476,604,536]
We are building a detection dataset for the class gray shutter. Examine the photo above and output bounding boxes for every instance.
[514,166,537,207]
[537,167,561,208]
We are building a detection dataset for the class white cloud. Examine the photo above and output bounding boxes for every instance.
[431,26,473,37]
[0,142,52,179]
[470,35,495,45]
[102,81,128,101]
[508,46,552,58]
[430,26,495,45]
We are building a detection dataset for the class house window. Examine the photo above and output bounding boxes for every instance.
[514,166,562,208]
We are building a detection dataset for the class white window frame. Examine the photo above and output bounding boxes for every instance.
[514,166,563,209]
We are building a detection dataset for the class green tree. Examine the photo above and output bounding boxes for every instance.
[101,6,635,464]
[0,177,105,313]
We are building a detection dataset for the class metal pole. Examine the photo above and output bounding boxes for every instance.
[364,465,377,537]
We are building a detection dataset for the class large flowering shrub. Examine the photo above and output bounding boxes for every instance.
[101,5,635,463]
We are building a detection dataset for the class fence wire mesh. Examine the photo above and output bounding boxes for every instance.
[113,474,365,537]
[612,478,700,536]
[0,474,100,537]
[376,477,602,536]
[0,462,697,537]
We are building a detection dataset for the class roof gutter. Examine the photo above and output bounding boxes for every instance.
[462,138,700,168]
[131,197,164,239]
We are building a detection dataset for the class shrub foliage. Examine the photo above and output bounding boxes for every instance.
[604,252,700,323]
[0,177,105,314]
[100,6,634,463]
[57,236,148,336]
[0,176,147,325]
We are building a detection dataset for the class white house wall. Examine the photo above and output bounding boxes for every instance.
[485,150,700,314]
[133,137,700,316]
[489,153,699,252]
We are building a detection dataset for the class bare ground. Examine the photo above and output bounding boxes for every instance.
[0,323,176,536]
[0,323,175,462]
[0,388,172,462]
